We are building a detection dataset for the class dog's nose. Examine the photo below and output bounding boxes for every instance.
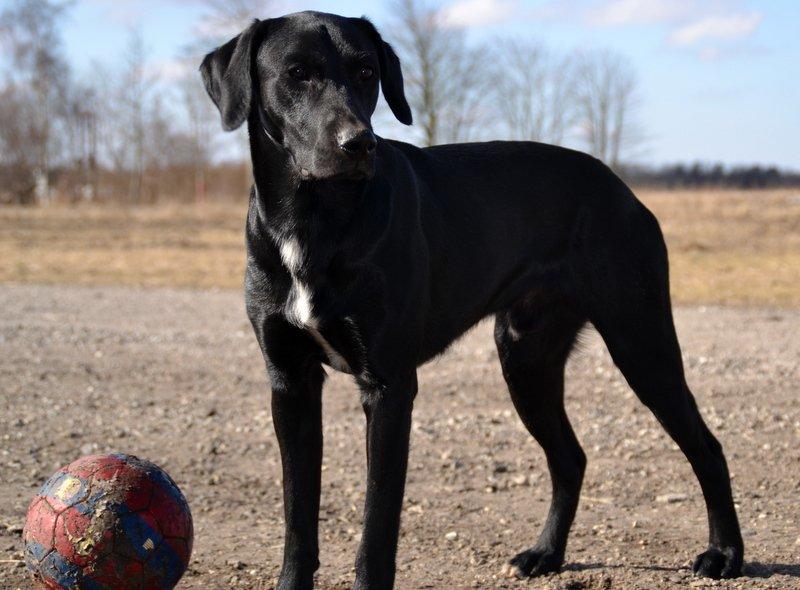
[337,129,377,157]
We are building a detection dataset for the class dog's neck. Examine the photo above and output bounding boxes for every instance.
[245,120,391,284]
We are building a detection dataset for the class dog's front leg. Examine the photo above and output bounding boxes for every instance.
[354,373,418,590]
[271,363,325,590]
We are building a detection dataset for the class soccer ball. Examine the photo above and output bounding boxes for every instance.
[22,454,193,589]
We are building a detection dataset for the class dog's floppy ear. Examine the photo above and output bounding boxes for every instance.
[200,19,266,131]
[358,18,413,126]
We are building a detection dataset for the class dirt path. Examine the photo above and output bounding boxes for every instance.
[1,285,798,589]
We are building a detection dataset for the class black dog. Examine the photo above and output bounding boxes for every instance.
[200,11,743,590]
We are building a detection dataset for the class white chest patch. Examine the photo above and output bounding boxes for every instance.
[278,236,317,328]
[277,234,351,373]
[278,237,303,274]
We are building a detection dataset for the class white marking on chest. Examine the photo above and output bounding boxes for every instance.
[278,237,303,274]
[277,234,351,373]
[278,236,317,328]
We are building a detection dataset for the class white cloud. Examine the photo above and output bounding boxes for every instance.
[439,0,518,28]
[698,46,722,60]
[668,12,763,46]
[533,1,765,60]
[148,58,193,83]
[587,0,696,26]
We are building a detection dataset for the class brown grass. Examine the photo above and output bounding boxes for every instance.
[1,189,798,306]
[639,189,800,306]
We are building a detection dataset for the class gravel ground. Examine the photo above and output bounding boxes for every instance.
[1,284,798,589]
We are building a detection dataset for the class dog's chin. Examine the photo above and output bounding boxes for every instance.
[300,160,375,183]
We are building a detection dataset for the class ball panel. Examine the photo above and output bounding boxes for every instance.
[148,479,192,540]
[161,536,191,569]
[123,478,154,512]
[42,472,91,514]
[23,497,59,550]
[53,509,93,567]
[118,509,162,562]
[23,538,50,567]
[86,550,143,590]
[71,485,114,517]
[38,469,69,497]
[143,538,185,589]
[39,550,81,588]
[66,455,117,479]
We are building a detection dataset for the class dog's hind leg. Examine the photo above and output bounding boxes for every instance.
[581,203,743,579]
[494,305,587,578]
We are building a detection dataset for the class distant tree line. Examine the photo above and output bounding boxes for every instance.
[0,0,794,205]
[620,163,800,189]
[0,0,261,205]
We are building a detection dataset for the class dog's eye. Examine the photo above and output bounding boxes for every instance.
[288,66,310,81]
[358,66,375,81]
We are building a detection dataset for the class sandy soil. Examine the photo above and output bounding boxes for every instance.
[0,285,798,589]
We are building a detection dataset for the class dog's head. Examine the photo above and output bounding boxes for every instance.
[200,11,412,181]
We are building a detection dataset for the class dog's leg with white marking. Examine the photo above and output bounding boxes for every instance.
[249,313,324,590]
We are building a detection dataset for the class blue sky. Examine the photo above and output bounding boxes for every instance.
[54,0,799,168]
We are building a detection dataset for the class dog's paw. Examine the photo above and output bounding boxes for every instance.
[692,546,743,579]
[500,549,563,579]
[276,565,316,590]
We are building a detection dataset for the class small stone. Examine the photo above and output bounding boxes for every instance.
[511,474,528,486]
[499,562,524,579]
[657,493,688,504]
[5,524,23,535]
[445,531,458,541]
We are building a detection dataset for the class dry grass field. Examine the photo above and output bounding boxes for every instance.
[1,189,798,306]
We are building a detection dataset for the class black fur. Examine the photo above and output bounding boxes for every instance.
[200,11,744,590]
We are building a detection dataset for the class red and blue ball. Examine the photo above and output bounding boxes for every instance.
[23,454,193,589]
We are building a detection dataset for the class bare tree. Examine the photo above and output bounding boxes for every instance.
[438,42,490,144]
[0,86,36,202]
[169,0,277,200]
[0,0,72,203]
[492,39,573,145]
[389,0,489,146]
[115,28,155,203]
[63,82,100,201]
[573,50,640,168]
[194,0,279,48]
[178,71,217,201]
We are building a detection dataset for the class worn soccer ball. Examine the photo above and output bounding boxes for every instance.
[22,454,193,589]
